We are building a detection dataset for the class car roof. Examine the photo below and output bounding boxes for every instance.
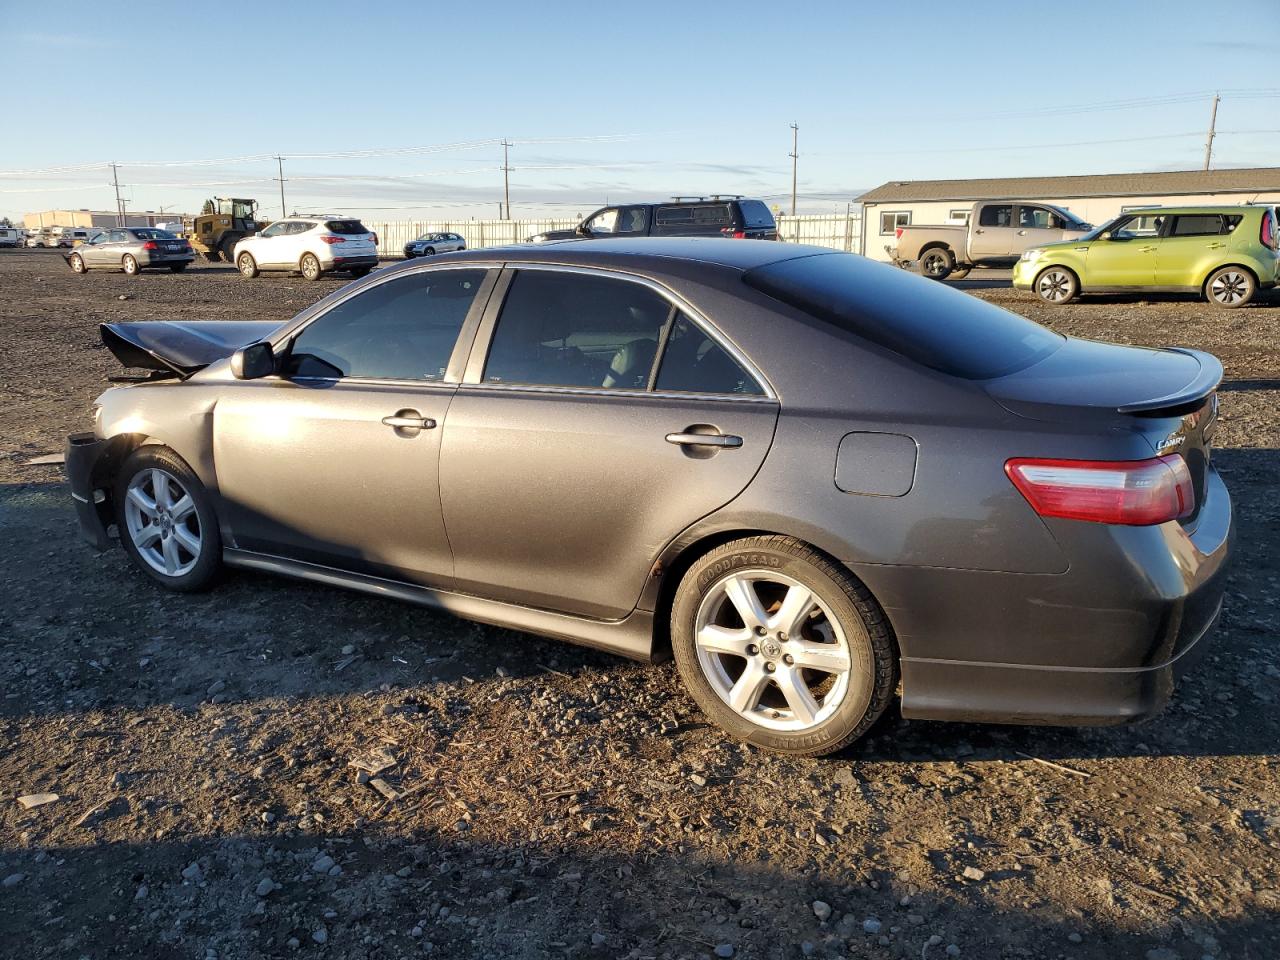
[421,237,826,273]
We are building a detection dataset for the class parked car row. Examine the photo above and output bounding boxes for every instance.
[895,202,1279,308]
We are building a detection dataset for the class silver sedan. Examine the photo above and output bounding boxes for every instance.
[402,231,466,258]
[66,228,195,276]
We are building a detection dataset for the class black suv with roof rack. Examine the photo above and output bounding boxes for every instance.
[528,196,777,243]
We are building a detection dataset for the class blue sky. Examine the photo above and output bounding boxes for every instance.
[2,0,1277,221]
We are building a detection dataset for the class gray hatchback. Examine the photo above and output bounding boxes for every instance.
[65,238,1232,755]
[66,227,194,275]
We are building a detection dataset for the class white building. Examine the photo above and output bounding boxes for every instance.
[857,167,1280,262]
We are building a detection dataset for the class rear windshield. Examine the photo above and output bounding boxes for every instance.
[326,220,369,235]
[743,253,1063,380]
[738,199,775,229]
[132,229,176,240]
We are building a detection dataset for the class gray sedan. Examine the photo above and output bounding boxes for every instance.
[66,228,195,275]
[65,239,1230,755]
[403,231,466,258]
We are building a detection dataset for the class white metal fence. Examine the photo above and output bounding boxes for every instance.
[368,214,862,257]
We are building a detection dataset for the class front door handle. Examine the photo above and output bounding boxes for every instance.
[382,413,436,430]
[666,432,743,448]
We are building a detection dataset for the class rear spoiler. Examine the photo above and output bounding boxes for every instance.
[101,320,283,379]
[1116,348,1223,415]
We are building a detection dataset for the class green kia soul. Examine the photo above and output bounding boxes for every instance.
[1013,205,1280,307]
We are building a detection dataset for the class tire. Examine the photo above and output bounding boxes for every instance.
[69,253,86,274]
[237,252,259,279]
[918,247,954,281]
[948,265,972,281]
[114,446,222,592]
[122,254,140,276]
[169,263,188,273]
[300,253,322,281]
[671,536,897,756]
[218,236,240,264]
[1033,265,1079,305]
[1205,266,1256,308]
[423,247,436,257]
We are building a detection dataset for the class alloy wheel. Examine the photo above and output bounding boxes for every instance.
[694,570,854,732]
[1210,271,1248,305]
[921,252,948,277]
[1037,269,1072,302]
[123,468,202,577]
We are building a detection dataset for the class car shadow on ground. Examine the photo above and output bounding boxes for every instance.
[0,829,1275,959]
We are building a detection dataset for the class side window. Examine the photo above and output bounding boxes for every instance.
[1169,215,1227,237]
[483,271,672,390]
[1113,214,1164,239]
[585,209,619,234]
[289,221,314,235]
[260,221,291,238]
[616,206,649,234]
[879,211,910,235]
[1018,207,1064,229]
[978,205,1014,228]
[108,230,127,243]
[656,314,763,396]
[286,269,485,380]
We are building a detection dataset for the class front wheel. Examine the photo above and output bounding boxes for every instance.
[69,253,86,274]
[423,247,436,257]
[237,252,259,279]
[919,247,954,280]
[1205,266,1255,308]
[122,254,140,276]
[671,536,897,756]
[114,446,222,592]
[300,253,322,281]
[1033,266,1079,305]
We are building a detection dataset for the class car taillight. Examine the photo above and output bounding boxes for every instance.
[1262,211,1276,250]
[142,240,158,250]
[370,232,378,246]
[320,235,345,244]
[721,228,747,239]
[1005,455,1194,526]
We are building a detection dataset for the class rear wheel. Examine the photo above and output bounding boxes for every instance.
[122,254,140,276]
[671,536,897,756]
[300,253,322,281]
[69,253,86,274]
[1034,266,1079,304]
[919,247,954,281]
[115,446,221,592]
[1205,266,1255,308]
[218,236,241,264]
[237,252,259,279]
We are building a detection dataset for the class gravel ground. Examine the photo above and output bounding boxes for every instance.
[1,248,1278,960]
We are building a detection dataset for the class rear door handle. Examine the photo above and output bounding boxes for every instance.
[382,414,436,430]
[666,432,743,448]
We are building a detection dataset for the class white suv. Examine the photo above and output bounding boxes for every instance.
[233,216,379,281]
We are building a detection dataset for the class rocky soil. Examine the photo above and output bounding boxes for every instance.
[1,249,1277,959]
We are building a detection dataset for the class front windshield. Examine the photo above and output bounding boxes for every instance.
[415,233,437,241]
[1046,204,1090,229]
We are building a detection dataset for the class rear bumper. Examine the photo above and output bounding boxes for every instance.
[327,255,378,270]
[142,252,195,267]
[860,464,1234,726]
[66,432,114,551]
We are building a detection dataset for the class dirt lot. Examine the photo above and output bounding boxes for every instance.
[1,248,1277,960]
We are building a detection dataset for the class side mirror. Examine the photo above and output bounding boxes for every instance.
[576,223,592,237]
[230,341,275,380]
[1098,231,1113,241]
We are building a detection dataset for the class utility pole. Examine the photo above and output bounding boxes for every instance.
[1203,93,1220,171]
[274,156,288,218]
[110,163,124,226]
[788,123,799,217]
[501,139,512,219]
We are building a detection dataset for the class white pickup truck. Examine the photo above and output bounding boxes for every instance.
[892,200,1092,280]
